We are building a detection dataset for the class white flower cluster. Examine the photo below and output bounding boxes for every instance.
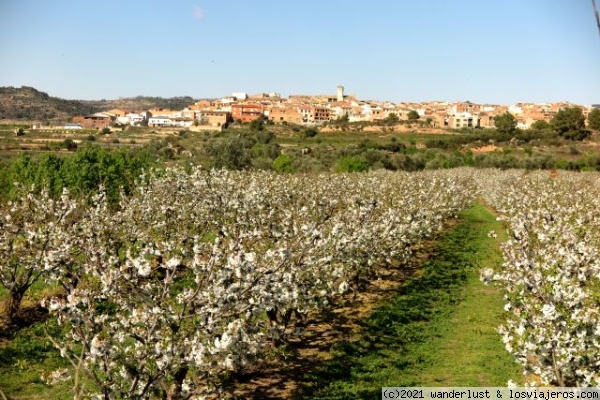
[2,167,475,398]
[478,170,600,387]
[0,185,78,324]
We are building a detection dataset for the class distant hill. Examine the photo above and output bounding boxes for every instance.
[0,86,198,122]
[86,95,199,113]
[0,86,98,121]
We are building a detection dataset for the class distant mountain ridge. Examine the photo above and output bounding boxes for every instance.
[0,86,198,122]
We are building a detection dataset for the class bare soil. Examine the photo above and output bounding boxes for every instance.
[470,145,499,153]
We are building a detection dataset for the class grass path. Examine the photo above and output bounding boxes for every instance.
[410,201,519,386]
[298,202,520,398]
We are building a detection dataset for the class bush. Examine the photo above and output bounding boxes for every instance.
[249,119,265,131]
[206,136,252,170]
[62,139,78,151]
[272,154,295,173]
[530,120,551,131]
[302,128,318,138]
[335,156,370,173]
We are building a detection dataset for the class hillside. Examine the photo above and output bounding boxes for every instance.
[0,86,97,121]
[0,86,198,122]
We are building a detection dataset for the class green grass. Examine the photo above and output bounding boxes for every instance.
[296,202,520,399]
[0,322,72,400]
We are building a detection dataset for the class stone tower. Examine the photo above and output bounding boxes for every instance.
[337,85,344,102]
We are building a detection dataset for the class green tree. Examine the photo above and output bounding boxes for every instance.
[272,154,295,173]
[588,108,600,131]
[335,156,370,172]
[62,138,78,151]
[302,127,318,138]
[494,112,517,135]
[385,113,400,125]
[530,120,551,131]
[407,110,420,121]
[206,136,252,170]
[335,114,349,124]
[249,119,265,131]
[552,107,588,140]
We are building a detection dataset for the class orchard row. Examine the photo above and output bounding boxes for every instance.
[479,170,600,387]
[1,167,475,399]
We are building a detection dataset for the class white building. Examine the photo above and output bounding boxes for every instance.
[126,113,147,126]
[232,92,248,101]
[149,117,173,127]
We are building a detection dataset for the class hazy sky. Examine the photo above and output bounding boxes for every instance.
[1,0,598,104]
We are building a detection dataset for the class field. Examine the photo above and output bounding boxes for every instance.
[1,122,600,398]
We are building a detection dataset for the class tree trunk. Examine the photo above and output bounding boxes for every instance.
[166,366,189,400]
[4,287,26,325]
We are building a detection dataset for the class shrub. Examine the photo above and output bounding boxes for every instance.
[302,128,318,138]
[272,154,295,173]
[335,156,370,173]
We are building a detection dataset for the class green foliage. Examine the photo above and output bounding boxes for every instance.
[530,120,551,131]
[385,113,400,124]
[338,114,350,123]
[358,139,378,150]
[250,142,280,160]
[126,95,196,111]
[588,108,600,131]
[206,136,252,170]
[0,146,156,204]
[407,110,420,121]
[552,107,588,140]
[249,119,265,131]
[255,129,275,144]
[382,137,406,153]
[0,322,72,399]
[494,112,517,135]
[331,114,349,125]
[335,156,370,172]
[302,127,318,138]
[101,127,111,134]
[271,154,295,173]
[425,139,451,149]
[62,139,78,151]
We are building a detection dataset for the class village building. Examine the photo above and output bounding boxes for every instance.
[72,112,113,129]
[268,107,303,125]
[231,103,264,123]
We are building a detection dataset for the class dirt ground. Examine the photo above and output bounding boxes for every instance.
[470,145,499,153]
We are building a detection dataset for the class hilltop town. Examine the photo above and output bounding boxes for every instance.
[44,85,595,132]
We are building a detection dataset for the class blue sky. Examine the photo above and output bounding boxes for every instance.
[1,0,598,104]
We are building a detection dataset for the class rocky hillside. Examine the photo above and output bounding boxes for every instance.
[0,86,198,122]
